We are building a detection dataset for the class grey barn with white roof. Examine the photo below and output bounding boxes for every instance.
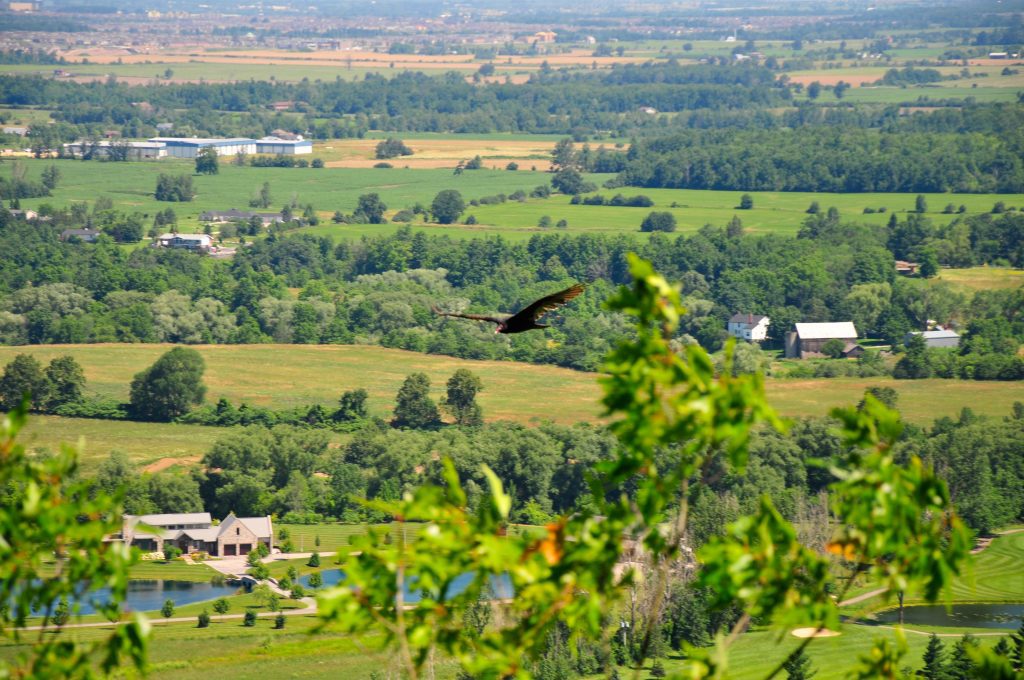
[905,329,960,349]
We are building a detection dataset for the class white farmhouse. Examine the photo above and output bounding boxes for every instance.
[727,313,770,342]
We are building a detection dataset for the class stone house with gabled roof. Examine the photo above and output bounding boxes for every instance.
[116,512,273,556]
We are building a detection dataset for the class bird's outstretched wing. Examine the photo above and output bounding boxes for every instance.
[506,283,586,326]
[432,307,505,326]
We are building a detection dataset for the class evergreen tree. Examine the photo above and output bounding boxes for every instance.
[919,633,948,680]
[391,373,441,429]
[1012,619,1024,670]
[948,634,978,679]
[783,648,815,679]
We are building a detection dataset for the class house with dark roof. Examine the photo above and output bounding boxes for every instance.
[727,313,770,342]
[200,209,284,226]
[116,512,273,556]
[60,227,101,242]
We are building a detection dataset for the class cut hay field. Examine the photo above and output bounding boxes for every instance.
[4,345,1024,467]
[7,159,1022,242]
[318,137,558,169]
[16,415,229,470]
[938,267,1024,293]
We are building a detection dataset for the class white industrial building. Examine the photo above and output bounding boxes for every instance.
[63,140,167,160]
[255,136,313,155]
[148,137,257,158]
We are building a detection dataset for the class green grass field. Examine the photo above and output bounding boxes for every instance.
[16,415,228,470]
[6,159,1022,242]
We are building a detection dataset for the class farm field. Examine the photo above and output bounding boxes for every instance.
[16,415,226,471]
[937,266,1024,293]
[6,159,1022,241]
[5,345,1024,468]
[0,45,654,84]
[318,137,559,169]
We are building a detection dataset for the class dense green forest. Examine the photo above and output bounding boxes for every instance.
[78,388,1024,545]
[2,208,1022,377]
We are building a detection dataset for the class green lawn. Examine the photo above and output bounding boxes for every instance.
[128,559,220,583]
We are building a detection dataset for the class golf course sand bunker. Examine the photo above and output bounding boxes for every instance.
[791,628,841,638]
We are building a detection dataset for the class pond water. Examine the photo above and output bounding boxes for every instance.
[299,569,514,603]
[71,579,239,615]
[873,603,1024,630]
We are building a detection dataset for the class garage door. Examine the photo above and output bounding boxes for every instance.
[224,544,236,556]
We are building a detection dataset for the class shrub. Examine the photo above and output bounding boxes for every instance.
[556,219,568,229]
[465,215,477,225]
[307,551,321,567]
[738,193,753,210]
[275,613,286,629]
[538,215,552,228]
[197,610,210,628]
[530,185,550,199]
[391,209,415,222]
[290,585,306,599]
[161,599,175,618]
[243,608,257,627]
[505,162,518,171]
[311,158,324,168]
[821,338,847,359]
[213,598,230,615]
[373,162,393,169]
[640,211,676,233]
[375,138,413,159]
[163,546,182,561]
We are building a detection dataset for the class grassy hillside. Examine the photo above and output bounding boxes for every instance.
[4,345,1024,427]
[5,345,1024,424]
[5,344,1024,471]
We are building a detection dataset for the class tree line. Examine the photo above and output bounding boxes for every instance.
[1,208,1022,378]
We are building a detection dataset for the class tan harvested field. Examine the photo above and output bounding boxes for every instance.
[58,47,649,74]
[785,72,886,86]
[320,138,557,169]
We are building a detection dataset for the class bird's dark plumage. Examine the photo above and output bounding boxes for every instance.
[433,283,585,334]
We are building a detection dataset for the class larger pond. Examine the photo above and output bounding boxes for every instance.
[873,603,1024,630]
[70,579,239,615]
[299,569,514,602]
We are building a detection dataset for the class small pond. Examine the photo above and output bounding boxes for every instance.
[70,579,239,615]
[299,569,514,602]
[873,603,1024,630]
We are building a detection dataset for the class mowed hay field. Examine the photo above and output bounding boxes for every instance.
[4,344,1024,427]
[319,137,558,169]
